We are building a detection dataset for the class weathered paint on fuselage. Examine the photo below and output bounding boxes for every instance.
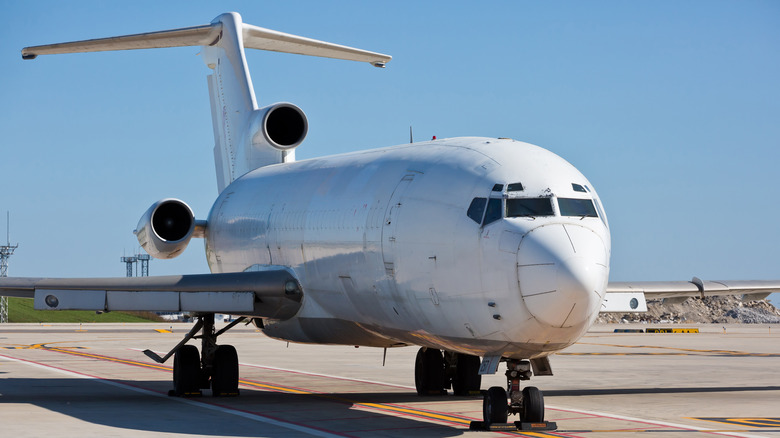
[205,137,611,360]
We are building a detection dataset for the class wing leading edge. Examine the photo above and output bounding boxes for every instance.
[0,270,302,319]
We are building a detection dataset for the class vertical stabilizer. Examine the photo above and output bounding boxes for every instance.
[22,12,391,193]
[202,13,277,193]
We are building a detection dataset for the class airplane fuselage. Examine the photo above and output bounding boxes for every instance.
[205,137,612,360]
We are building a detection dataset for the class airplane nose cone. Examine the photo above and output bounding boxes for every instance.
[517,224,608,328]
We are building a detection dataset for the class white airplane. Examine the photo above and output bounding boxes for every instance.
[2,12,779,429]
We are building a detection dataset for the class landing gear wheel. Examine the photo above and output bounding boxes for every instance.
[211,344,239,396]
[452,353,481,396]
[414,348,445,395]
[521,386,544,422]
[173,345,200,396]
[483,386,508,424]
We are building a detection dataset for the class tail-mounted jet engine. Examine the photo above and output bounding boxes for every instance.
[134,199,205,259]
[248,103,308,151]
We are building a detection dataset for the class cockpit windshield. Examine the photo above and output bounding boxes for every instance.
[506,198,554,218]
[558,198,598,217]
[467,184,603,226]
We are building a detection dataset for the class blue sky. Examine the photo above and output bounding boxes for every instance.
[1,1,778,306]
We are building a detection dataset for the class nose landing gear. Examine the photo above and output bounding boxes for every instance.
[471,359,557,432]
[504,360,543,422]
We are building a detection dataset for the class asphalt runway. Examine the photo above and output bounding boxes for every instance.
[1,323,778,437]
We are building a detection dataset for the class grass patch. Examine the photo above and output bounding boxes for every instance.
[7,297,164,323]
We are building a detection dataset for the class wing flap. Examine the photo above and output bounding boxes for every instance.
[107,291,180,311]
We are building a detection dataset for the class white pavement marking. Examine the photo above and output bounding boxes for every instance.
[547,404,769,438]
[0,353,347,438]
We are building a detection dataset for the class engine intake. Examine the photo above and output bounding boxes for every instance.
[251,103,308,151]
[135,199,199,259]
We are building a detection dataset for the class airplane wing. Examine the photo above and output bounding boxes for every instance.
[0,270,302,319]
[602,277,780,312]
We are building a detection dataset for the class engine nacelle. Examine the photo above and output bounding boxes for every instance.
[135,199,199,259]
[249,103,308,151]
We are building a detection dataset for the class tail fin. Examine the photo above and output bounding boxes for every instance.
[22,12,391,193]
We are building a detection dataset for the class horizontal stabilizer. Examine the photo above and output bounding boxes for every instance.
[22,24,220,59]
[241,24,391,67]
[21,16,391,67]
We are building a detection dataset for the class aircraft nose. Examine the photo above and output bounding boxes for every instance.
[516,224,608,328]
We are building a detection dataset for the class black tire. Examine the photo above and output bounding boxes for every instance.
[211,344,239,396]
[173,345,200,396]
[414,348,445,395]
[452,354,482,396]
[521,386,544,422]
[414,348,425,395]
[483,386,508,424]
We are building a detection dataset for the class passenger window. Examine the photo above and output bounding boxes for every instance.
[467,198,487,224]
[507,182,524,192]
[506,198,554,217]
[558,198,598,217]
[483,198,503,225]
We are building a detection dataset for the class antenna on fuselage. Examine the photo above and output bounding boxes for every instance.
[409,126,413,143]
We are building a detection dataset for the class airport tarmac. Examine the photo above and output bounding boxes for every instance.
[1,323,778,438]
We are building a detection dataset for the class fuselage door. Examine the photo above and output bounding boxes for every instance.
[381,174,415,277]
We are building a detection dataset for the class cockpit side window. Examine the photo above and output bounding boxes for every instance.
[492,184,504,192]
[558,198,598,217]
[467,197,487,224]
[507,182,524,192]
[483,198,503,225]
[572,183,587,193]
[506,198,554,217]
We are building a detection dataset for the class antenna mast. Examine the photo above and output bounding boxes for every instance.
[1,212,19,323]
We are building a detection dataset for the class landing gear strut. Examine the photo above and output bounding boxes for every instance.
[145,313,244,397]
[502,360,544,422]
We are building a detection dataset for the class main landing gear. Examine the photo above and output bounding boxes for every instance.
[414,347,481,396]
[414,348,556,431]
[472,359,556,432]
[144,313,245,397]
